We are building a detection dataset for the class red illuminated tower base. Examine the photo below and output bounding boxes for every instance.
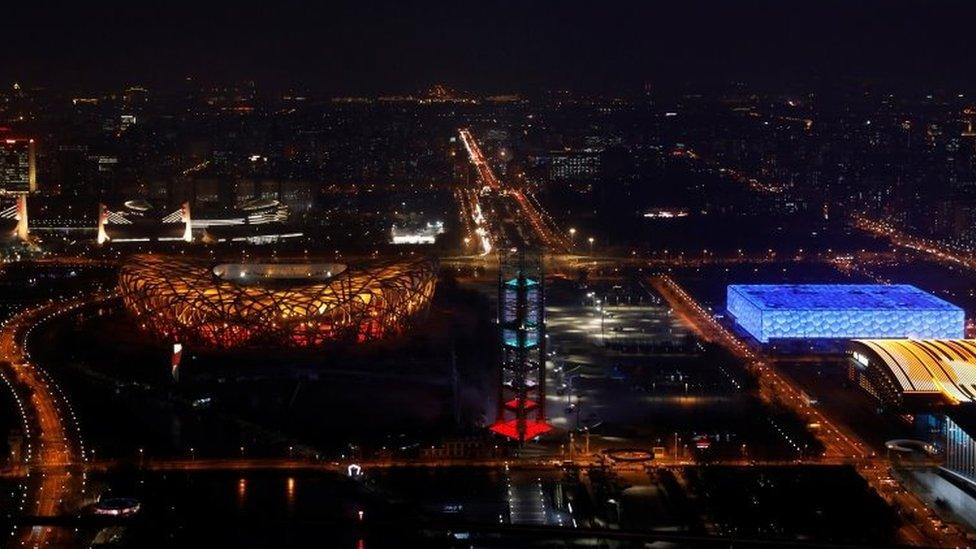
[490,250,552,442]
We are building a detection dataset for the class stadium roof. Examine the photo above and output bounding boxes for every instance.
[851,339,976,404]
[730,284,961,311]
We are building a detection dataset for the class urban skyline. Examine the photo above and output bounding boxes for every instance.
[4,2,976,548]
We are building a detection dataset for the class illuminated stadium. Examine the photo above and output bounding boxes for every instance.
[118,254,437,350]
[848,339,976,408]
[727,284,964,343]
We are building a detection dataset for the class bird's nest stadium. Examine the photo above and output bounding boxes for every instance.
[118,254,438,350]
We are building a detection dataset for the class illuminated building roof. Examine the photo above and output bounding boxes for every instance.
[849,339,976,406]
[730,284,961,312]
[728,284,964,343]
[390,221,444,245]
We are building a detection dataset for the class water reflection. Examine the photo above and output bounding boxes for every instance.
[286,476,296,512]
[237,477,246,509]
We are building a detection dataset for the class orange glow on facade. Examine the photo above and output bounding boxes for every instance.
[118,254,437,350]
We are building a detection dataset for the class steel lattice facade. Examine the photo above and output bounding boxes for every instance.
[118,254,437,350]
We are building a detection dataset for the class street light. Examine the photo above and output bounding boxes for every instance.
[607,498,622,524]
[569,228,577,248]
[588,237,595,254]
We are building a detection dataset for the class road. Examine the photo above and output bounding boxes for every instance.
[650,274,968,546]
[0,292,114,546]
[853,213,976,272]
[675,142,976,276]
[458,128,570,251]
[0,453,893,478]
[454,187,493,255]
[439,246,908,279]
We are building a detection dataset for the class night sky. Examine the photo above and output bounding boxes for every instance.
[3,1,976,93]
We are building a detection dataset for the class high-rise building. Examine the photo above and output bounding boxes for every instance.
[548,149,601,182]
[0,137,36,194]
[944,411,976,487]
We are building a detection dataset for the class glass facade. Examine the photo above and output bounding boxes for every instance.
[945,415,976,485]
[727,284,965,343]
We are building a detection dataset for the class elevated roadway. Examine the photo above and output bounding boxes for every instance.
[0,291,115,546]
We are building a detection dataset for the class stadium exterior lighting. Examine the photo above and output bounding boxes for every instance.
[118,254,437,350]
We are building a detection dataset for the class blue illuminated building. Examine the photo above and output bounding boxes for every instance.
[727,284,964,343]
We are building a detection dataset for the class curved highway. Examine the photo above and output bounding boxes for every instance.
[0,291,113,546]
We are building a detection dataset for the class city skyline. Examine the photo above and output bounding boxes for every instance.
[4,3,976,547]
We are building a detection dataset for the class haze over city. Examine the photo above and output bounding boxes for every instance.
[3,2,976,548]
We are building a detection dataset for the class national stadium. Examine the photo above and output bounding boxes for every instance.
[118,254,437,350]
